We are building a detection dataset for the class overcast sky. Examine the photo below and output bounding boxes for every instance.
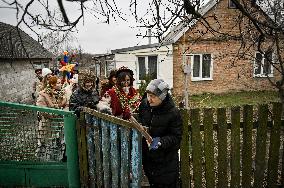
[0,1,156,54]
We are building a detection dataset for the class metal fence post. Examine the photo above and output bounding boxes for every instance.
[64,113,80,187]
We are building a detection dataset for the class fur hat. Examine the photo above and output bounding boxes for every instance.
[146,79,170,101]
[78,69,96,90]
[42,68,52,77]
[116,66,134,78]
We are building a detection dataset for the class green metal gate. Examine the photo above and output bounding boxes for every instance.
[0,101,80,187]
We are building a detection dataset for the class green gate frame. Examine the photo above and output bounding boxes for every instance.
[0,101,80,187]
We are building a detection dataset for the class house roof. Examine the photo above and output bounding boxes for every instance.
[111,42,172,54]
[0,22,53,59]
[111,0,217,54]
[162,0,218,44]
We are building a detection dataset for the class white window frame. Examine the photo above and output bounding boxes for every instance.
[136,55,158,81]
[189,53,213,81]
[253,51,274,78]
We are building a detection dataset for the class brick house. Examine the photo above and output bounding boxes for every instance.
[107,0,282,99]
[164,0,281,98]
[0,22,53,103]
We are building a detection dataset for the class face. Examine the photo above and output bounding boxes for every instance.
[84,81,93,90]
[46,73,52,80]
[36,70,41,76]
[111,76,117,84]
[121,75,131,87]
[55,79,62,90]
[147,93,162,107]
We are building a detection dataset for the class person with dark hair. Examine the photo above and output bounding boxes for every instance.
[138,79,183,188]
[100,69,117,97]
[107,66,141,120]
[69,70,100,117]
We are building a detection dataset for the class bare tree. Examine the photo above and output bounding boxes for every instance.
[40,30,79,56]
[1,0,284,102]
[167,0,284,104]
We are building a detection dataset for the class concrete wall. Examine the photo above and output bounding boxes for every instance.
[0,60,49,104]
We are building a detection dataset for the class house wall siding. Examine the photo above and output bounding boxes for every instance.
[172,0,279,97]
[0,60,45,104]
[114,45,174,89]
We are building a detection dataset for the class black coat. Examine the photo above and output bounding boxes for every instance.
[138,94,183,185]
[69,87,100,115]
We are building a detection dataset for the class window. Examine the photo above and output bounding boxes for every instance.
[95,63,101,77]
[254,51,273,77]
[138,56,157,80]
[229,0,237,8]
[190,54,213,81]
[105,60,115,77]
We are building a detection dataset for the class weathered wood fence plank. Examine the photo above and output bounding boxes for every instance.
[131,130,142,188]
[120,128,130,188]
[77,115,88,187]
[231,107,240,188]
[101,120,111,187]
[191,108,202,187]
[110,124,119,188]
[86,114,96,188]
[217,108,228,188]
[93,117,103,188]
[203,108,215,188]
[253,104,268,188]
[180,109,190,188]
[267,103,281,188]
[242,105,253,188]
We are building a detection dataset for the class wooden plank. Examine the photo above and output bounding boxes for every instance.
[253,104,268,188]
[93,118,103,188]
[242,105,253,188]
[110,124,119,188]
[267,102,281,188]
[131,129,142,188]
[85,114,96,188]
[282,134,284,186]
[203,108,215,188]
[101,120,111,187]
[120,128,130,188]
[231,106,240,188]
[77,115,89,187]
[190,108,202,187]
[217,108,228,188]
[180,109,191,188]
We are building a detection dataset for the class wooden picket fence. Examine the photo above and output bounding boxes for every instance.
[180,103,284,188]
[75,103,283,187]
[76,108,142,188]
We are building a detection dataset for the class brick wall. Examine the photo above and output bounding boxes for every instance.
[172,0,280,97]
[0,60,40,104]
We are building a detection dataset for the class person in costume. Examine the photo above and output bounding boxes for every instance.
[100,69,117,97]
[37,67,53,92]
[138,79,183,188]
[36,75,66,161]
[107,66,141,120]
[69,70,100,116]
